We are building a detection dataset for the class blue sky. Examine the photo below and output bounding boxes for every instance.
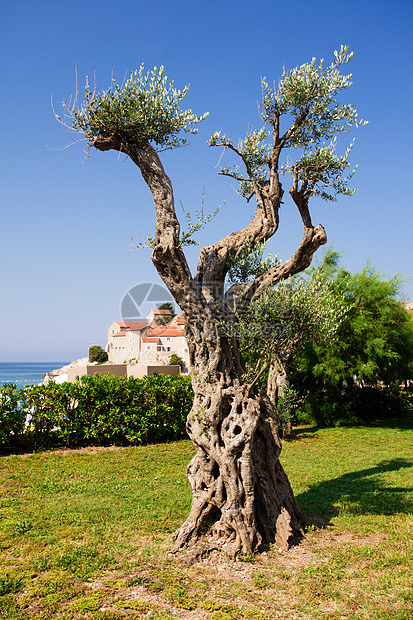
[1,0,412,362]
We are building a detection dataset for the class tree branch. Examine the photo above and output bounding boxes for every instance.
[93,134,193,301]
[218,171,251,183]
[230,224,327,306]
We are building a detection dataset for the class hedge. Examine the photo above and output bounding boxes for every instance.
[0,373,193,449]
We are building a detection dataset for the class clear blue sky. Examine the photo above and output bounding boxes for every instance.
[1,0,412,362]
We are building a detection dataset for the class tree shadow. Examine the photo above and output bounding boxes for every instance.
[360,415,413,431]
[296,458,413,524]
[292,415,413,441]
[292,425,320,441]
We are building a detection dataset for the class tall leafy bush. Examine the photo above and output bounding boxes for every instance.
[0,374,193,449]
[0,384,26,445]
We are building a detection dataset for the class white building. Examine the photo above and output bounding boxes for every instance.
[106,311,190,372]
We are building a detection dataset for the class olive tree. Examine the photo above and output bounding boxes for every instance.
[60,47,365,556]
[236,264,346,401]
[229,247,347,437]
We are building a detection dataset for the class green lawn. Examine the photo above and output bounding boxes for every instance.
[1,419,413,619]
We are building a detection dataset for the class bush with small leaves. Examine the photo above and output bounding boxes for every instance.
[89,345,108,363]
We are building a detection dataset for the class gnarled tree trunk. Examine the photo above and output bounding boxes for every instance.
[267,357,287,404]
[92,135,326,556]
[267,357,295,441]
[170,306,307,556]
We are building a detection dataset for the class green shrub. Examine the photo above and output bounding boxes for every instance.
[0,374,193,449]
[57,373,193,446]
[89,345,108,364]
[0,383,26,445]
[299,384,411,427]
[24,382,76,446]
[169,354,183,368]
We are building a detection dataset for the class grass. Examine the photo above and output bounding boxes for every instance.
[1,418,413,619]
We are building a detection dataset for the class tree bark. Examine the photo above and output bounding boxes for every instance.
[267,357,295,441]
[92,135,321,556]
[267,357,287,404]
[170,307,307,556]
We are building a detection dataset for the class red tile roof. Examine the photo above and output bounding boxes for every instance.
[142,337,158,343]
[150,309,172,315]
[114,321,149,330]
[110,318,185,339]
[403,301,413,315]
[148,327,184,338]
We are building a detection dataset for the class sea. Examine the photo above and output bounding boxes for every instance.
[0,362,69,387]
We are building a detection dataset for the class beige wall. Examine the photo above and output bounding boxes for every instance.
[65,363,180,383]
[66,364,127,382]
[127,365,181,379]
[88,364,127,377]
[107,327,146,365]
[66,365,88,383]
[107,335,128,364]
[106,320,190,372]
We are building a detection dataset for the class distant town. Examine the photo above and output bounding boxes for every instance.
[44,308,190,383]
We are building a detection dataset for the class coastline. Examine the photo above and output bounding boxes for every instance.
[0,362,70,387]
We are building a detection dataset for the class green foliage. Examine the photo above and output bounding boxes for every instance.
[154,302,175,325]
[236,256,346,384]
[209,45,367,201]
[283,138,357,202]
[89,344,109,363]
[0,383,26,445]
[292,253,413,425]
[157,302,175,316]
[209,126,270,199]
[303,262,413,386]
[0,374,193,448]
[69,373,192,446]
[169,354,183,368]
[65,64,208,150]
[302,384,412,427]
[269,46,363,146]
[227,238,279,283]
[179,186,225,247]
[25,381,74,446]
[277,381,304,429]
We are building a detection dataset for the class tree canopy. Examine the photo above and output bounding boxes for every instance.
[68,65,208,150]
[290,253,413,425]
[303,259,413,386]
[235,253,347,384]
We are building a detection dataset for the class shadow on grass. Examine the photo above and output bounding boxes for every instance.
[292,425,320,440]
[361,414,413,431]
[297,458,413,524]
[292,415,413,441]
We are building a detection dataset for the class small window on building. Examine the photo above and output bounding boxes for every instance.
[166,337,171,342]
[146,345,152,351]
[184,348,189,353]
